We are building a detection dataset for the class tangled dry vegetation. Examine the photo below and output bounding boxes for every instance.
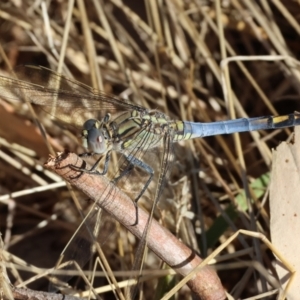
[0,1,300,299]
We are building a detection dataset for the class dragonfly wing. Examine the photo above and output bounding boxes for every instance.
[0,65,145,128]
[123,130,175,299]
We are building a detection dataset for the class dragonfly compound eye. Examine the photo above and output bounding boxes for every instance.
[83,119,100,130]
[82,119,107,154]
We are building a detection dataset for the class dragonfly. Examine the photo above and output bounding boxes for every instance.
[1,65,300,296]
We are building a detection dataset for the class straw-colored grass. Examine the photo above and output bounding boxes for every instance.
[0,1,299,299]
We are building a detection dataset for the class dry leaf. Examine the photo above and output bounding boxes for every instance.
[270,127,300,299]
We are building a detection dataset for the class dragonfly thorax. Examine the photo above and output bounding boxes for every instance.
[81,119,111,154]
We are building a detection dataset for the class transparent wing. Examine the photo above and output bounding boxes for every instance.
[0,65,145,128]
[125,131,175,299]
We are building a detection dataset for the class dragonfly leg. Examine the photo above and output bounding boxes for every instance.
[70,151,111,175]
[112,154,154,225]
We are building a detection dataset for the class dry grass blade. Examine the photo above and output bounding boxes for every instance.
[1,0,300,299]
[0,233,13,300]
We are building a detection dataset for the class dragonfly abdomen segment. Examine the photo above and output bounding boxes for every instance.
[179,112,300,140]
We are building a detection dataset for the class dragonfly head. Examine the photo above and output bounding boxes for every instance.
[81,119,109,154]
